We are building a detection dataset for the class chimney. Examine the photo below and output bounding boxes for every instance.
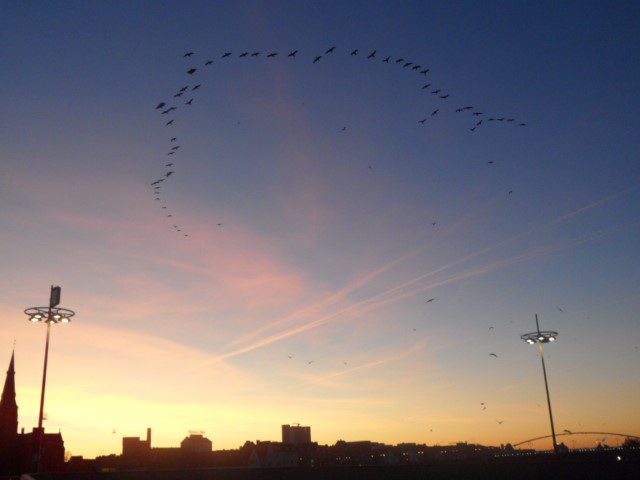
[146,427,151,446]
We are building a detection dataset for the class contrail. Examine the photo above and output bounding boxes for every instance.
[202,221,636,366]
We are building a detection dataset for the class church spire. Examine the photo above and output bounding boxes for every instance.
[0,350,18,436]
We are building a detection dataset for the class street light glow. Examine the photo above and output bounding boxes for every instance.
[60,317,70,323]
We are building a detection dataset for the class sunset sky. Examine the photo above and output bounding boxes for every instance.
[1,1,639,457]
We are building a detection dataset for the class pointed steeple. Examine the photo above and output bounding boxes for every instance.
[0,350,18,436]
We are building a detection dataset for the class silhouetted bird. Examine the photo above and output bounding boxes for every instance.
[166,171,174,177]
[288,50,298,57]
[472,112,483,116]
[170,137,177,142]
[426,298,435,303]
[167,214,172,217]
[326,46,336,54]
[557,306,564,313]
[488,118,496,122]
[161,109,171,114]
[382,56,390,62]
[412,65,420,70]
[497,420,504,425]
[205,60,213,65]
[489,353,498,358]
[173,92,184,98]
[507,118,515,122]
[179,86,189,92]
[456,108,464,112]
[519,123,527,126]
[171,146,180,150]
[395,58,404,63]
[418,118,427,124]
[239,52,249,58]
[307,361,314,365]
[508,190,513,195]
[342,126,347,131]
[166,163,174,167]
[251,52,260,57]
[288,355,294,359]
[222,52,232,58]
[420,69,429,75]
[167,151,175,155]
[487,161,494,164]
[440,94,450,99]
[489,326,494,330]
[350,49,358,56]
[463,106,473,110]
[313,55,322,63]
[421,84,431,90]
[431,222,436,226]
[267,52,278,58]
[403,62,412,68]
[432,89,441,95]
[183,52,194,57]
[470,127,476,132]
[187,68,197,75]
[166,120,174,126]
[431,109,439,116]
[185,99,193,105]
[156,102,166,110]
[217,223,223,226]
[497,117,505,121]
[192,84,201,90]
[476,120,483,126]
[367,50,376,59]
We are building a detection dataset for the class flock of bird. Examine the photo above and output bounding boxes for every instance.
[150,46,528,235]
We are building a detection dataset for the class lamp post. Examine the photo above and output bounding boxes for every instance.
[24,286,75,472]
[521,314,558,454]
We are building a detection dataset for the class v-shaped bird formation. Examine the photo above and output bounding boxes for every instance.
[150,46,527,237]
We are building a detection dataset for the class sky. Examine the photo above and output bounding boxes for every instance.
[1,0,639,458]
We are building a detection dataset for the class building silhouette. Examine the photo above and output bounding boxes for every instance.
[0,350,65,474]
[282,424,311,445]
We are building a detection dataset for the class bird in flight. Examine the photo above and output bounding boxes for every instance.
[239,52,249,58]
[489,326,494,330]
[350,49,358,56]
[519,123,527,127]
[426,298,435,303]
[183,52,194,57]
[205,60,213,65]
[166,119,174,126]
[472,112,483,116]
[187,68,197,75]
[222,52,232,58]
[166,171,174,177]
[161,109,171,115]
[431,109,439,116]
[217,223,223,226]
[455,108,464,112]
[508,190,513,195]
[192,84,201,90]
[251,52,260,57]
[487,160,494,164]
[412,65,420,70]
[489,353,498,358]
[173,92,184,98]
[431,222,436,226]
[288,355,294,359]
[165,163,173,167]
[171,146,180,151]
[418,118,427,124]
[476,120,483,126]
[403,62,412,68]
[507,118,515,122]
[440,94,450,99]
[342,126,347,131]
[185,99,193,105]
[325,46,336,54]
[557,306,564,313]
[161,206,167,210]
[463,106,473,110]
[470,127,476,132]
[167,151,175,156]
[288,50,298,57]
[313,55,322,63]
[432,89,441,95]
[179,86,189,92]
[267,52,278,58]
[307,361,314,365]
[156,102,166,110]
[382,56,390,62]
[497,420,504,425]
[420,69,429,75]
[421,84,431,90]
[395,58,404,63]
[170,137,176,142]
[367,50,376,59]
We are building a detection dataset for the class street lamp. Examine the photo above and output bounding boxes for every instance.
[24,286,75,471]
[521,314,558,454]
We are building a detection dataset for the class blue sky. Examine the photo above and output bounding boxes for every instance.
[1,0,639,456]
